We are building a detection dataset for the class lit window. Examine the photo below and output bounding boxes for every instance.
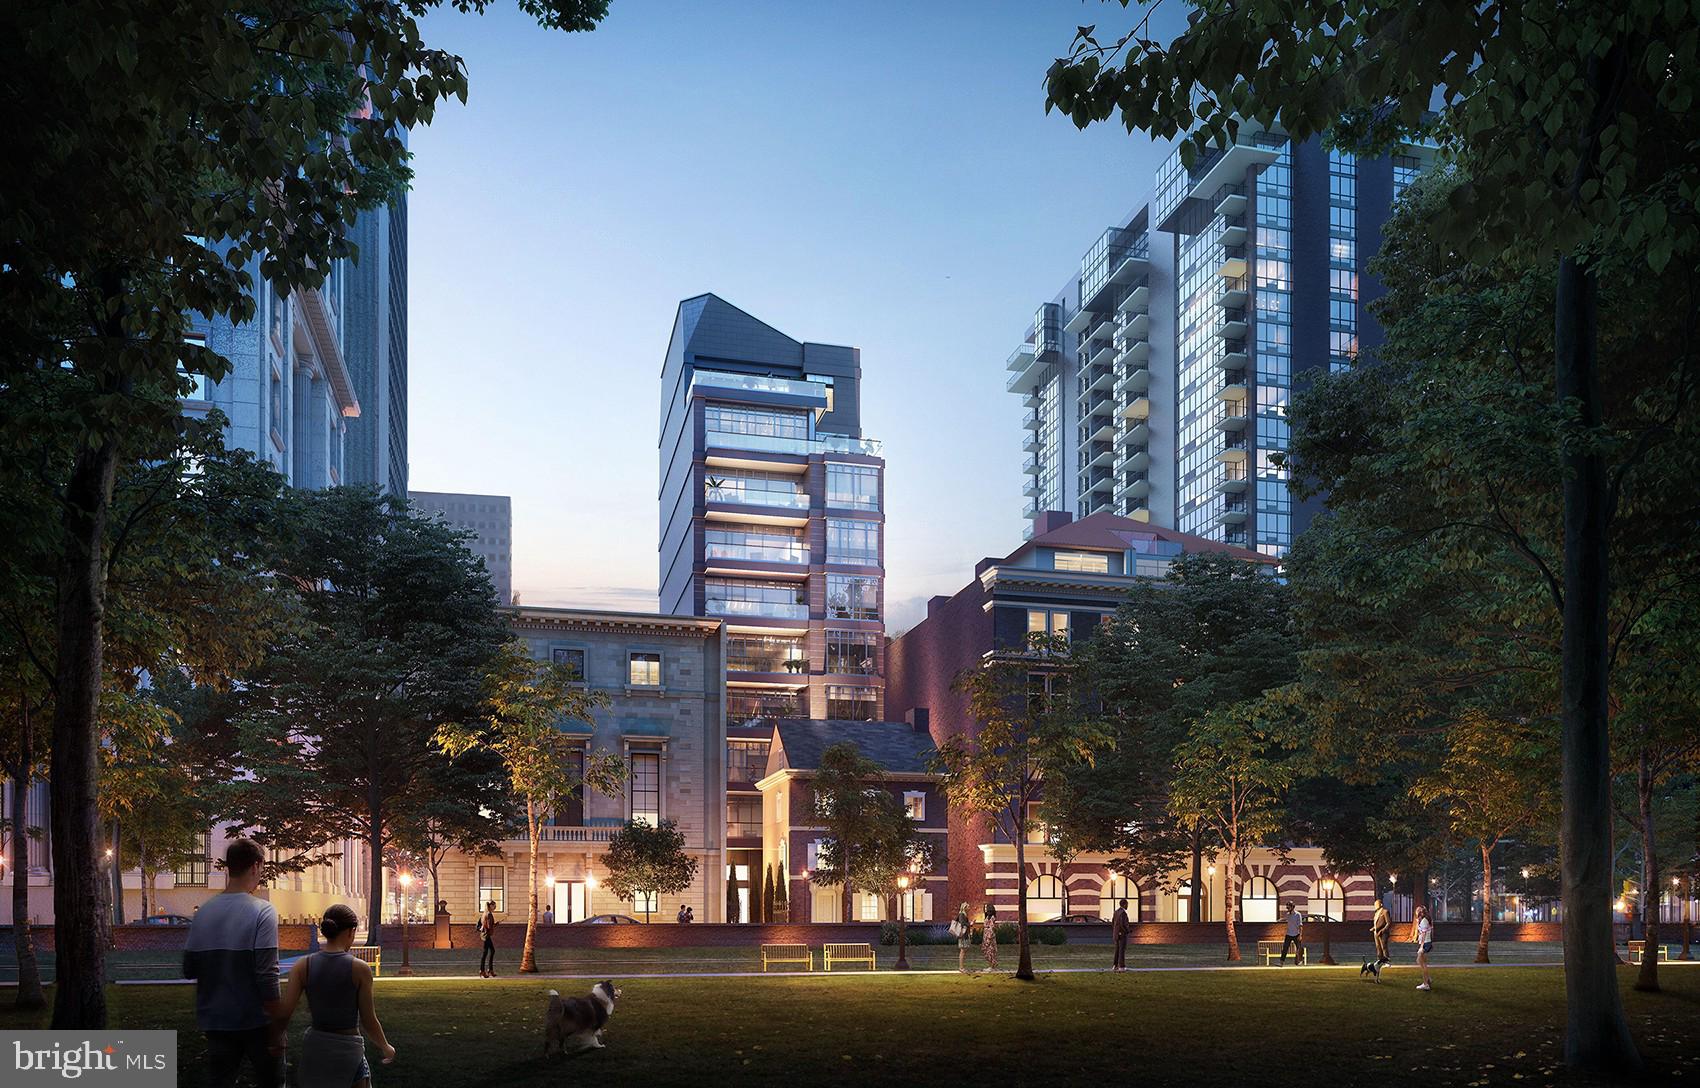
[903,792,925,821]
[1098,876,1140,921]
[1240,875,1280,922]
[1026,610,1070,642]
[1026,875,1065,922]
[826,463,881,511]
[631,889,657,915]
[628,652,661,687]
[478,864,506,914]
[1309,878,1345,921]
[1053,551,1109,573]
[629,752,660,827]
[174,831,210,886]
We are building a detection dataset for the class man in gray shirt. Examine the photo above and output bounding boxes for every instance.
[183,837,283,1086]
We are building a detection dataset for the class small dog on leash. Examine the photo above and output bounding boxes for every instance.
[544,980,621,1056]
[1359,959,1384,983]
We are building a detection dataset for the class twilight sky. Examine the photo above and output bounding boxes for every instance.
[407,0,1184,631]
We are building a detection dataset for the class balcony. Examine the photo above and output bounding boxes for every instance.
[1006,360,1044,395]
[691,370,829,408]
[1024,498,1041,519]
[1224,531,1249,547]
[1064,305,1096,336]
[1120,420,1151,448]
[1114,472,1150,503]
[1219,222,1248,248]
[1089,415,1116,443]
[1116,363,1151,397]
[1023,407,1041,432]
[1006,341,1036,372]
[1080,225,1151,312]
[1219,402,1249,430]
[1120,312,1151,340]
[1085,363,1114,395]
[705,429,812,456]
[1023,431,1042,453]
[1117,338,1150,367]
[814,434,883,456]
[1022,454,1040,476]
[1222,348,1250,377]
[704,540,808,565]
[1218,467,1249,492]
[1022,388,1042,409]
[706,599,809,621]
[534,825,619,844]
[1215,186,1247,219]
[1122,396,1151,421]
[1023,476,1041,497]
[1220,498,1249,524]
[1218,436,1249,463]
[705,483,809,511]
[1087,441,1114,470]
[1089,334,1118,370]
[1118,284,1151,315]
[1085,469,1114,495]
[1217,276,1249,309]
[1218,308,1249,341]
[1219,245,1248,281]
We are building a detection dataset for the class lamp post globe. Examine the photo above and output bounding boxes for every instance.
[398,871,415,975]
[894,875,912,970]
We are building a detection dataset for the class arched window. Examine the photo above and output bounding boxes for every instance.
[1240,875,1280,922]
[1098,876,1140,921]
[1175,880,1209,922]
[1026,875,1065,922]
[1309,878,1345,921]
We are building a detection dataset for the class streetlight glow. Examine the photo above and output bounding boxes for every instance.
[584,873,598,889]
[399,871,413,888]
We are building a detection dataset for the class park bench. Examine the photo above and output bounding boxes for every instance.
[350,945,383,977]
[1627,940,1672,965]
[760,943,813,972]
[822,943,876,972]
[1258,940,1304,966]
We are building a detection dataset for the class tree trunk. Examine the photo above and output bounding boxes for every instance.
[50,436,121,1030]
[1189,824,1203,924]
[1634,751,1659,992]
[1680,879,1692,961]
[521,799,538,973]
[1014,829,1033,979]
[10,755,45,1010]
[110,821,124,926]
[841,843,853,924]
[1555,253,1640,1072]
[1477,843,1493,963]
[1223,841,1240,962]
[365,789,384,947]
[1412,870,1431,932]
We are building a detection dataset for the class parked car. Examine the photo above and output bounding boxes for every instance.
[574,914,644,925]
[140,914,193,926]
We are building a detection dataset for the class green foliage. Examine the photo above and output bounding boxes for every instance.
[808,743,932,918]
[602,819,698,925]
[761,864,775,925]
[1058,554,1296,885]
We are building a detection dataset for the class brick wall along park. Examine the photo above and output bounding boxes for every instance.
[1,920,1586,953]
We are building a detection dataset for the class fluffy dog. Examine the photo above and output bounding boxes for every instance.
[544,980,621,1056]
[1359,959,1383,983]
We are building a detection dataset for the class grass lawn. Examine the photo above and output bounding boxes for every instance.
[3,964,1696,1086]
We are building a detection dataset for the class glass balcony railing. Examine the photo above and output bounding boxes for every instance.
[706,429,810,455]
[814,434,883,456]
[706,599,809,620]
[691,370,828,401]
[706,483,809,509]
[704,540,808,564]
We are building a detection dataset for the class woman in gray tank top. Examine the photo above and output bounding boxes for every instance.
[276,905,396,1087]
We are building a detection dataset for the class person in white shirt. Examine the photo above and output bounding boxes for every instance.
[1413,905,1434,990]
[1277,904,1305,965]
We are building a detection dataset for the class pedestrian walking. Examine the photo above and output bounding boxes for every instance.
[1372,900,1392,965]
[183,838,284,1087]
[1278,903,1305,965]
[1414,905,1434,990]
[276,904,397,1088]
[953,902,973,973]
[478,900,499,977]
[685,906,694,923]
[541,905,554,926]
[1112,898,1131,971]
[982,902,999,971]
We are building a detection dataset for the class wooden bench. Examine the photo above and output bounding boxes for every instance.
[1258,939,1304,966]
[1627,941,1672,965]
[759,943,813,972]
[350,945,383,977]
[822,943,876,972]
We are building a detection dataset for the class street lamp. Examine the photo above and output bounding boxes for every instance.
[894,875,912,970]
[398,871,415,976]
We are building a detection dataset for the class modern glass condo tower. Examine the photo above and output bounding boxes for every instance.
[1007,122,1432,554]
[660,294,886,723]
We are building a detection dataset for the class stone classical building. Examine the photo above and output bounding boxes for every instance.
[434,606,729,924]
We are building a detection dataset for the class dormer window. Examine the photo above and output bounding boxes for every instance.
[1054,550,1109,573]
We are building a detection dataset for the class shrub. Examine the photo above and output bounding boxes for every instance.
[1034,925,1067,946]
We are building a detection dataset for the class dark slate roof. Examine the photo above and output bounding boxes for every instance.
[762,719,938,775]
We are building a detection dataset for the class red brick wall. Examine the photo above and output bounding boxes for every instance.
[886,577,995,912]
[4,922,319,952]
[387,921,894,950]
